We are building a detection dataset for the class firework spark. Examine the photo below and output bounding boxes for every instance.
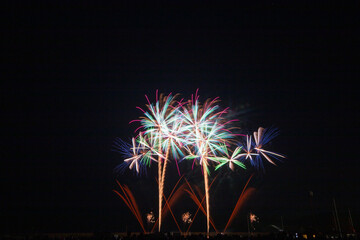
[137,92,183,232]
[181,90,236,236]
[252,127,285,170]
[208,144,247,171]
[243,135,258,161]
[147,212,156,224]
[182,212,192,224]
[223,174,255,233]
[184,177,219,234]
[250,212,259,224]
[114,90,285,234]
[113,137,145,175]
[113,181,146,233]
[151,176,186,233]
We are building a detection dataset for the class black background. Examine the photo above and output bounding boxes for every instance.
[2,1,359,234]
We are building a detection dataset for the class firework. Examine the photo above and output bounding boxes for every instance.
[136,92,183,232]
[182,212,192,224]
[157,108,187,231]
[224,174,255,232]
[114,90,285,234]
[181,90,235,236]
[184,177,219,234]
[151,176,186,233]
[249,212,259,224]
[208,144,247,171]
[113,133,163,175]
[252,127,285,170]
[249,212,259,231]
[147,212,156,224]
[113,181,146,233]
[113,137,146,175]
[243,135,258,161]
[137,132,164,166]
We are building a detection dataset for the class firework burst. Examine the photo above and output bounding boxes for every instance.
[113,137,146,175]
[147,212,156,224]
[182,212,192,224]
[208,144,247,171]
[136,92,185,232]
[252,127,286,170]
[243,135,258,162]
[114,90,285,234]
[181,90,236,236]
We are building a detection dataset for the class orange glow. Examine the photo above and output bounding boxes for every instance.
[161,186,182,233]
[184,176,218,234]
[151,176,186,233]
[223,174,255,232]
[114,181,146,233]
[157,138,163,232]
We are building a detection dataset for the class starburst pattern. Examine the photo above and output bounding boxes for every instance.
[208,144,247,171]
[114,90,285,235]
[252,127,286,170]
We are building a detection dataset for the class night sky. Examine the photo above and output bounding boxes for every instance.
[2,1,359,234]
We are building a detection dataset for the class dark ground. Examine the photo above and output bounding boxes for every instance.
[1,232,359,240]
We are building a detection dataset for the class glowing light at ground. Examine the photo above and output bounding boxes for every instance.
[182,212,192,224]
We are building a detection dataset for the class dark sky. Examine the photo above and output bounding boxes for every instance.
[2,1,359,234]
